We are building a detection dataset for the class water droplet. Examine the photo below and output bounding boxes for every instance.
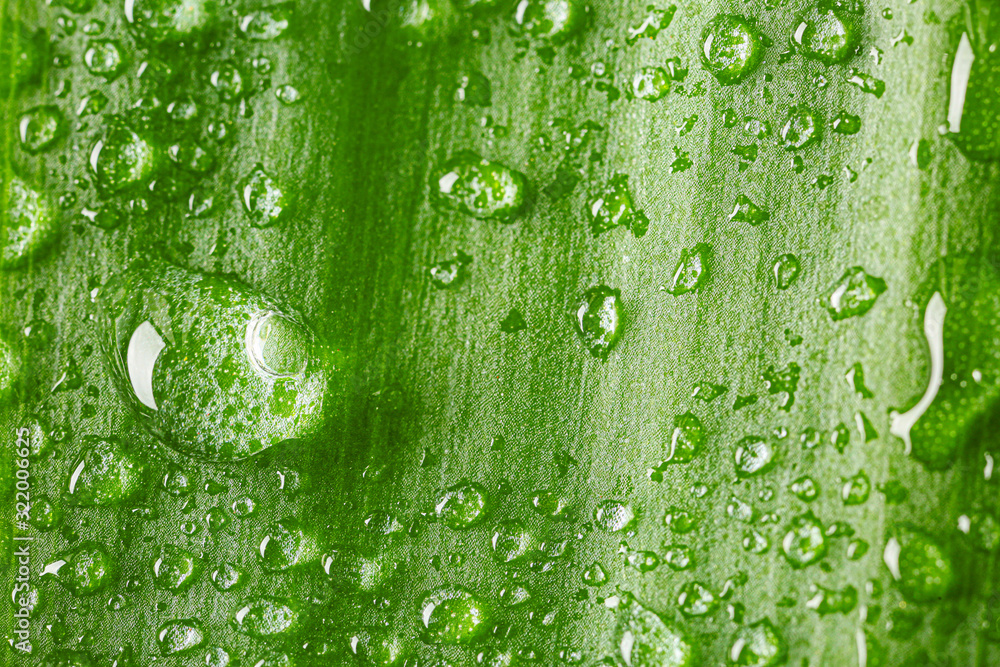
[908,138,932,169]
[791,6,860,65]
[99,262,325,461]
[67,437,145,506]
[743,529,770,554]
[728,618,786,666]
[152,545,202,592]
[629,67,671,101]
[42,541,117,596]
[156,619,204,655]
[210,62,245,101]
[233,597,301,638]
[28,494,64,531]
[583,562,608,586]
[734,436,775,477]
[663,545,693,570]
[661,412,705,464]
[89,117,157,193]
[259,517,317,571]
[514,0,584,44]
[700,14,764,85]
[677,581,718,617]
[664,507,697,533]
[435,481,491,529]
[238,2,293,40]
[617,598,696,667]
[728,194,770,225]
[574,285,623,359]
[419,586,491,645]
[823,266,887,320]
[205,647,231,667]
[499,308,527,333]
[232,496,257,516]
[125,0,216,43]
[271,83,303,105]
[667,244,710,295]
[595,499,635,532]
[588,173,648,237]
[84,40,125,80]
[492,520,537,562]
[830,422,850,452]
[433,152,526,222]
[781,512,827,568]
[18,105,65,154]
[832,110,862,135]
[210,562,243,591]
[854,410,878,441]
[780,106,821,150]
[626,4,676,45]
[530,489,569,519]
[844,361,873,398]
[1,176,58,269]
[239,163,289,226]
[883,524,954,603]
[456,71,491,106]
[840,469,871,505]
[846,68,885,97]
[762,363,800,410]
[789,476,818,501]
[943,26,1000,161]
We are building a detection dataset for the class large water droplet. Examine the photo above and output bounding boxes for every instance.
[259,518,317,571]
[728,618,786,666]
[514,0,583,44]
[99,262,325,460]
[42,541,117,596]
[733,436,775,477]
[791,4,860,65]
[780,512,827,568]
[944,19,1000,161]
[18,105,65,154]
[574,285,623,359]
[1,176,58,269]
[67,437,146,506]
[152,544,202,592]
[233,597,301,638]
[238,2,293,40]
[700,14,764,85]
[156,619,204,655]
[823,266,887,320]
[617,598,696,667]
[419,586,492,645]
[125,0,217,43]
[435,481,491,529]
[883,524,954,603]
[588,173,648,237]
[89,117,157,193]
[595,499,635,532]
[432,152,526,222]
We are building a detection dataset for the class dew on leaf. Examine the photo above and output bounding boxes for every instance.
[18,106,65,154]
[419,586,491,645]
[588,173,648,237]
[824,266,887,320]
[700,14,764,85]
[667,244,710,295]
